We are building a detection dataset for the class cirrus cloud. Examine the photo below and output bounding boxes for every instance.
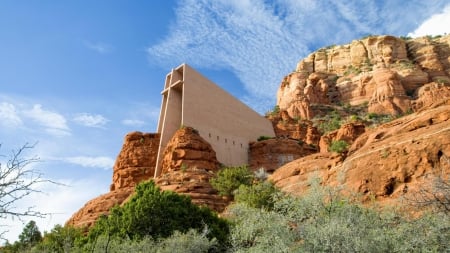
[23,104,70,137]
[0,102,23,128]
[73,113,109,128]
[61,156,115,170]
[148,0,448,112]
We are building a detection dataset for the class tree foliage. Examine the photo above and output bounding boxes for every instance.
[210,166,253,197]
[234,181,279,209]
[18,221,42,247]
[33,224,83,253]
[87,180,229,247]
[1,220,42,252]
[329,140,348,153]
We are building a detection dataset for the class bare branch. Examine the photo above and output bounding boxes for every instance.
[0,143,58,240]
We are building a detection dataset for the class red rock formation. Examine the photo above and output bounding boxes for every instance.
[277,72,313,119]
[368,68,411,115]
[67,132,159,229]
[270,104,450,207]
[66,188,134,229]
[154,127,229,212]
[268,111,320,145]
[279,35,450,117]
[319,123,366,153]
[412,82,450,111]
[249,138,317,173]
[111,132,160,191]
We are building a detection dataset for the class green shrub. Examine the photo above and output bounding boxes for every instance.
[315,111,342,134]
[235,181,280,209]
[210,166,253,197]
[329,140,348,153]
[257,136,272,141]
[77,229,216,253]
[230,176,450,252]
[33,224,83,253]
[87,181,229,245]
[227,204,296,253]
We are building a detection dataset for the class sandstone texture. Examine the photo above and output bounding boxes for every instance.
[268,110,321,145]
[111,132,160,191]
[67,132,160,229]
[270,104,450,205]
[66,188,134,229]
[155,127,229,211]
[319,123,365,153]
[277,35,450,119]
[249,138,317,173]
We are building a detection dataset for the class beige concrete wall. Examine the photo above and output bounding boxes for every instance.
[155,64,275,177]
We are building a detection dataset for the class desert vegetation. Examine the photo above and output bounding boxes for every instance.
[3,171,449,252]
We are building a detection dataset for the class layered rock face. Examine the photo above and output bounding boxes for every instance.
[249,138,317,173]
[268,110,321,144]
[67,131,158,229]
[270,104,450,205]
[111,132,160,191]
[155,127,229,211]
[277,35,450,119]
[319,123,366,153]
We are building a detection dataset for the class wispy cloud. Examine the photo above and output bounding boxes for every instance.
[83,40,113,54]
[121,119,146,127]
[148,0,448,112]
[73,113,109,128]
[120,104,160,129]
[23,104,70,137]
[0,102,23,128]
[408,4,450,37]
[62,156,115,170]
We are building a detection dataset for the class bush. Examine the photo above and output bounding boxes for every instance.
[86,181,229,247]
[78,229,216,253]
[230,177,450,252]
[210,166,253,197]
[33,225,83,253]
[329,140,348,153]
[235,181,280,209]
[227,204,295,253]
[257,136,273,141]
[315,111,342,134]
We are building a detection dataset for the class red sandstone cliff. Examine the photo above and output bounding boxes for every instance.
[270,104,450,205]
[277,35,450,119]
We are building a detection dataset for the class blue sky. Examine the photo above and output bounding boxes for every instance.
[1,0,450,243]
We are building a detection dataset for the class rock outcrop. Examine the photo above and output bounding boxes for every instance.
[319,123,366,153]
[277,35,450,118]
[268,110,321,145]
[270,104,450,205]
[111,132,160,191]
[249,138,317,173]
[155,127,229,211]
[67,132,159,229]
[66,188,134,229]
